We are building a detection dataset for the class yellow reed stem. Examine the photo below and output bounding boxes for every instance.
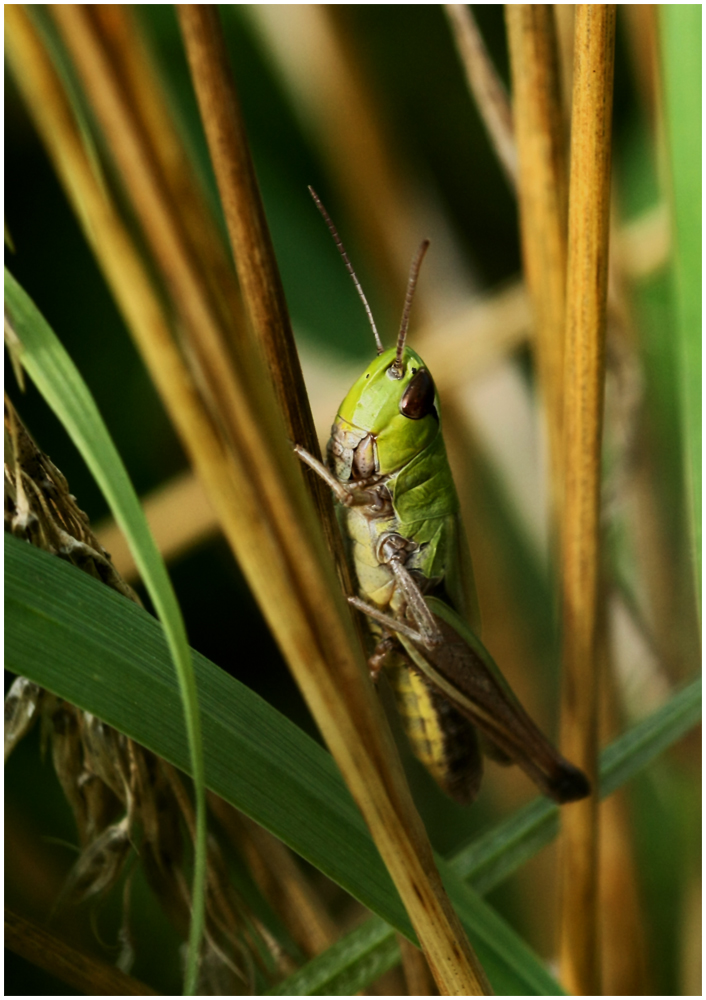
[174,5,349,588]
[9,6,491,993]
[506,4,568,527]
[558,6,616,995]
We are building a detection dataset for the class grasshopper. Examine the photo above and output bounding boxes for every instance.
[297,188,590,805]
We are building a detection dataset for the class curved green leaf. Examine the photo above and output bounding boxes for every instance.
[6,534,562,995]
[4,268,206,994]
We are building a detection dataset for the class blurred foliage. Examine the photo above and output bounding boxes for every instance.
[5,6,700,996]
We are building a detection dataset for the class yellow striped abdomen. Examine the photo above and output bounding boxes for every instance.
[386,652,483,804]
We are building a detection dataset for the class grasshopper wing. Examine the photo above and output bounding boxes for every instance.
[441,513,482,636]
[397,597,591,804]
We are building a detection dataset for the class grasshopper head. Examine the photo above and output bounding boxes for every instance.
[310,196,435,478]
[335,346,440,476]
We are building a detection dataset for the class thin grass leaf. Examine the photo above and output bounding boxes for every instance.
[659,5,702,609]
[266,917,396,996]
[3,270,207,996]
[6,534,563,996]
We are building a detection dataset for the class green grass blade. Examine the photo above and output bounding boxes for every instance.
[267,917,397,996]
[452,797,557,896]
[273,676,701,994]
[453,675,701,892]
[6,535,562,995]
[599,677,701,798]
[660,4,702,609]
[4,269,206,995]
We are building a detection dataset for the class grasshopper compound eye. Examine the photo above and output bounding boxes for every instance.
[399,368,437,420]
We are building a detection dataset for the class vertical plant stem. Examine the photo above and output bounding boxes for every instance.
[29,7,491,993]
[88,5,249,355]
[175,5,311,446]
[171,9,490,994]
[245,4,433,316]
[558,6,616,995]
[597,647,650,995]
[444,4,517,189]
[505,4,568,526]
[174,4,354,602]
[553,4,576,129]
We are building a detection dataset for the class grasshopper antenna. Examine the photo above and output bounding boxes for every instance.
[308,186,384,355]
[391,239,430,377]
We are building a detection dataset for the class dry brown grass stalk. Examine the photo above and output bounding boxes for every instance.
[175,7,313,443]
[87,4,249,359]
[5,908,160,996]
[598,791,650,993]
[505,5,568,524]
[553,5,576,130]
[95,193,669,586]
[594,618,650,995]
[208,797,340,959]
[558,6,616,995]
[444,4,517,189]
[174,4,349,591]
[9,6,491,993]
[398,934,439,996]
[246,4,436,317]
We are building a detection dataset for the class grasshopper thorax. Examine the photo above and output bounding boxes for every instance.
[330,346,440,481]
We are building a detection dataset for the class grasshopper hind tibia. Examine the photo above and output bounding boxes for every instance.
[547,762,592,804]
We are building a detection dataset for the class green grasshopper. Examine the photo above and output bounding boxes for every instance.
[297,188,590,805]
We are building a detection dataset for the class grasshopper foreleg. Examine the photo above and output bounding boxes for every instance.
[294,445,382,507]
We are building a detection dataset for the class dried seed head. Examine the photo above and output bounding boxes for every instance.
[81,713,131,804]
[5,399,286,988]
[61,815,132,905]
[4,677,44,763]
